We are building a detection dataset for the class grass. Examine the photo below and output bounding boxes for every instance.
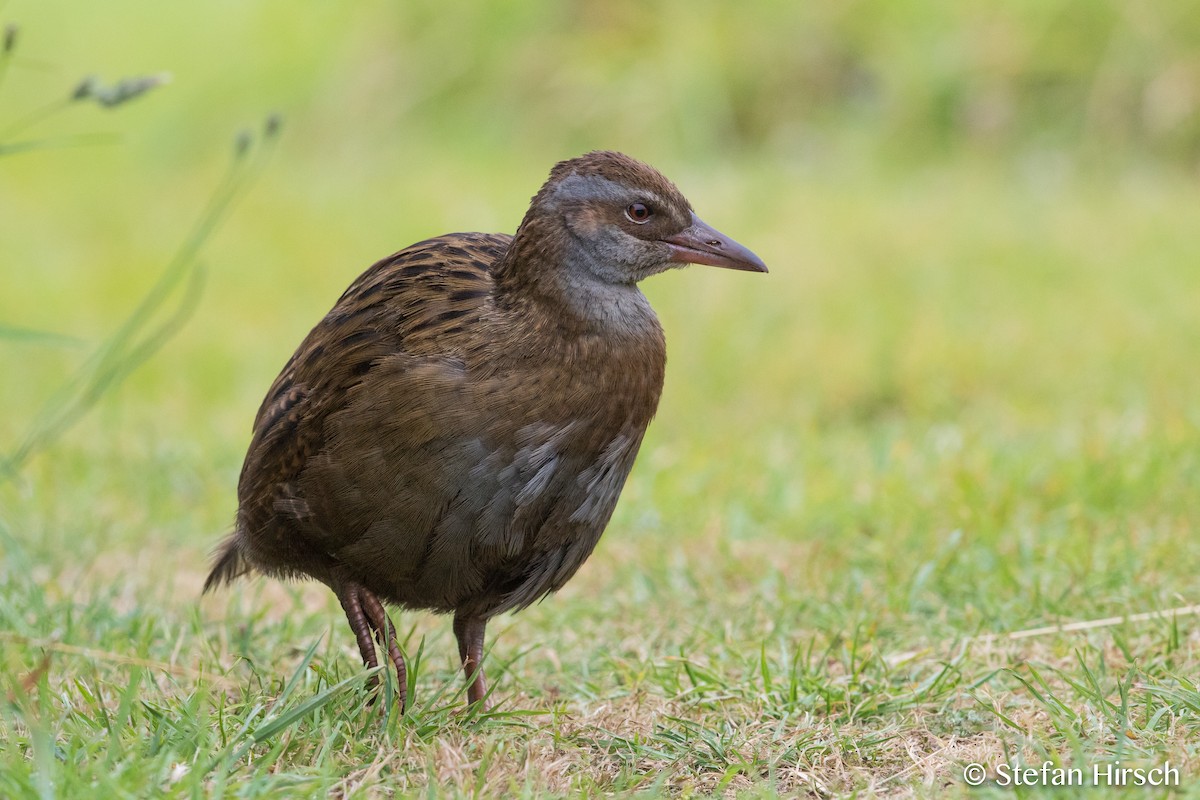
[3,2,1200,797]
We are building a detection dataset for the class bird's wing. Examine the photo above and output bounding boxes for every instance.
[234,233,511,573]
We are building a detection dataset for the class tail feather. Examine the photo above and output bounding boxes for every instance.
[203,534,248,593]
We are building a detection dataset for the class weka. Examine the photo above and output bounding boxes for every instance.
[204,151,766,710]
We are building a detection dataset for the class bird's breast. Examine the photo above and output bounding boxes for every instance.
[404,328,665,613]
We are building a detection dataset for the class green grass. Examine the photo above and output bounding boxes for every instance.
[3,2,1200,797]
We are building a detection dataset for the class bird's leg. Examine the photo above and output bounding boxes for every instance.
[334,582,408,710]
[360,589,407,711]
[335,583,381,688]
[452,613,490,710]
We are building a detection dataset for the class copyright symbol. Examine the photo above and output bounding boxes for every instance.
[963,763,987,786]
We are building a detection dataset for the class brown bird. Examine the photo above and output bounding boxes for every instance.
[204,151,766,711]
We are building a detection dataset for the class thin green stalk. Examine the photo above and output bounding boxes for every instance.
[1,119,281,481]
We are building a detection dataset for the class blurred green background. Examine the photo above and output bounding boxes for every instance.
[3,0,1200,607]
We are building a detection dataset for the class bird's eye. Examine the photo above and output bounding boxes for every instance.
[625,202,653,224]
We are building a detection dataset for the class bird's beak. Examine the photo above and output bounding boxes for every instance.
[663,213,768,273]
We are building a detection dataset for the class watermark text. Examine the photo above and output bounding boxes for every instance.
[962,760,1179,788]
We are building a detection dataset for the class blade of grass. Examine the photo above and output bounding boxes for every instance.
[1,117,280,481]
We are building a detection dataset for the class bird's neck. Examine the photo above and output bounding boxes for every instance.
[494,215,660,340]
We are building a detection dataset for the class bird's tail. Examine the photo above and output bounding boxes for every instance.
[203,533,249,593]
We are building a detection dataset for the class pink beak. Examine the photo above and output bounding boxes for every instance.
[663,213,768,273]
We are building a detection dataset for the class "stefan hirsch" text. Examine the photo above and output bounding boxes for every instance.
[994,760,1179,787]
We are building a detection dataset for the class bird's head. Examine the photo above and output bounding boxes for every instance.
[522,151,767,286]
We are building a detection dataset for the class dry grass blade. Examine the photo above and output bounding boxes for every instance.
[6,652,52,702]
[887,603,1200,665]
[0,632,239,689]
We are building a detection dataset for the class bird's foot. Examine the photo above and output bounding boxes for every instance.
[336,583,407,712]
[453,612,492,713]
